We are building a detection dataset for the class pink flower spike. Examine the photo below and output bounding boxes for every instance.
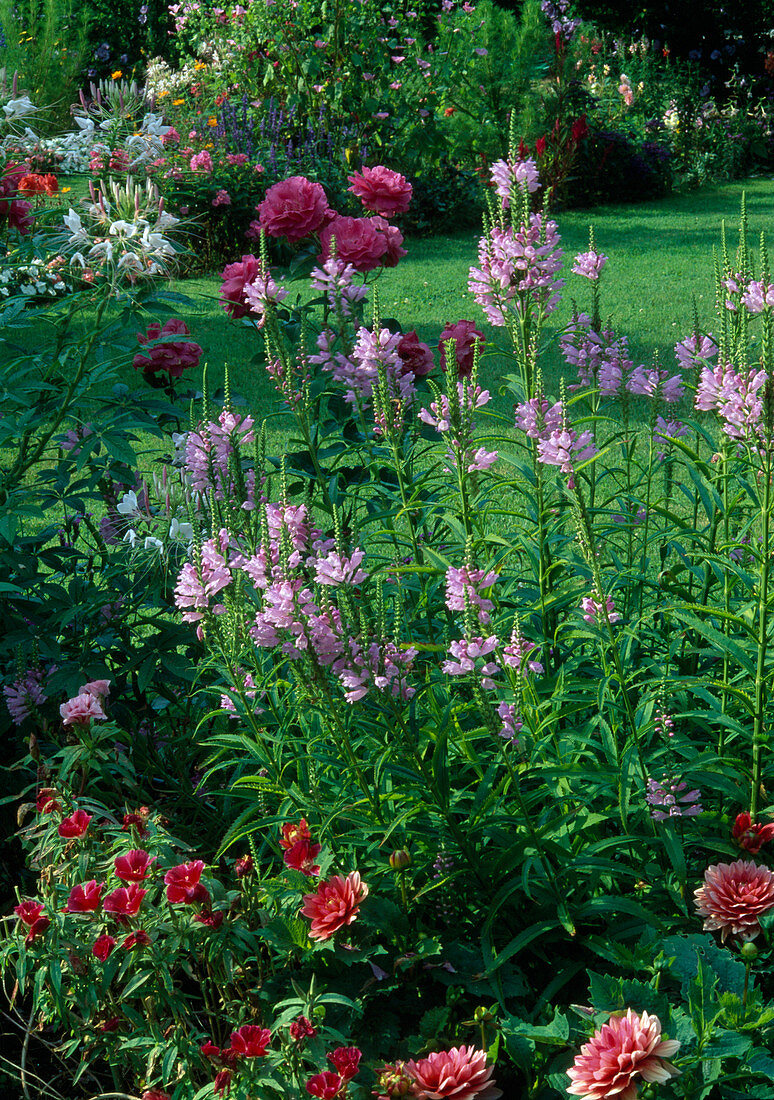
[572,250,608,280]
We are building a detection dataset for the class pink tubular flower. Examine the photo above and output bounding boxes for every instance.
[4,668,47,724]
[243,266,288,326]
[133,318,202,383]
[65,880,104,913]
[310,256,367,317]
[92,934,117,961]
[305,1073,344,1099]
[328,1046,362,1080]
[566,1009,680,1099]
[229,1024,271,1057]
[537,427,597,477]
[103,883,147,918]
[438,320,484,377]
[60,691,106,727]
[695,859,774,941]
[674,332,717,370]
[347,165,412,216]
[174,538,232,628]
[468,216,564,327]
[572,250,607,280]
[114,849,156,882]
[300,871,369,940]
[580,593,620,625]
[58,809,93,838]
[515,396,562,439]
[490,156,540,206]
[257,175,329,242]
[220,254,262,319]
[406,1045,502,1100]
[442,636,500,690]
[742,280,774,313]
[733,812,774,854]
[445,565,498,625]
[164,860,208,905]
[645,776,702,820]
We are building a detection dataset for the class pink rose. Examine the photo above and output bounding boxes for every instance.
[220,254,262,318]
[257,175,329,242]
[397,330,434,377]
[133,318,203,383]
[348,165,413,216]
[60,692,106,727]
[319,216,390,272]
[439,320,485,378]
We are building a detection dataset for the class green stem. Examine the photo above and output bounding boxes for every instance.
[751,447,771,818]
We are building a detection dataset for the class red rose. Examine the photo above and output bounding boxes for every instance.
[370,215,406,267]
[92,934,117,961]
[733,812,774,854]
[220,254,262,319]
[133,318,202,384]
[257,175,329,242]
[327,1046,362,1080]
[305,1072,344,1099]
[229,1024,271,1058]
[279,818,313,850]
[438,320,485,378]
[347,165,412,217]
[319,216,388,272]
[397,330,435,378]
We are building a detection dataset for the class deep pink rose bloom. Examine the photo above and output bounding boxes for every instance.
[164,859,208,904]
[229,1024,271,1057]
[92,934,117,961]
[300,870,368,940]
[115,849,156,882]
[257,175,329,242]
[290,1016,317,1042]
[60,692,106,727]
[733,812,774,854]
[348,165,412,217]
[37,789,60,814]
[133,318,202,383]
[58,809,93,839]
[220,254,262,318]
[319,215,389,272]
[398,330,434,377]
[65,880,104,913]
[438,321,485,378]
[103,883,147,918]
[567,1009,680,1099]
[694,859,774,941]
[305,1072,344,1099]
[370,215,406,267]
[406,1046,502,1100]
[327,1046,362,1080]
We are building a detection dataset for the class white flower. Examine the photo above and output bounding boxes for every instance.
[109,220,139,237]
[117,490,141,516]
[63,209,88,243]
[2,96,37,122]
[170,518,193,542]
[124,528,138,547]
[144,536,164,552]
[73,116,96,131]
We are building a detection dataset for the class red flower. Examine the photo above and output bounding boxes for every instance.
[25,916,51,944]
[133,318,202,385]
[284,838,322,877]
[535,136,547,158]
[114,849,156,882]
[305,1072,345,1099]
[732,812,774,854]
[397,330,435,379]
[234,853,254,878]
[98,1015,122,1032]
[695,859,774,941]
[122,929,151,949]
[327,1046,362,1080]
[220,254,262,319]
[103,883,147,918]
[257,175,330,242]
[279,818,313,849]
[65,880,103,913]
[201,1041,221,1060]
[229,1024,271,1058]
[92,934,117,961]
[164,860,208,904]
[14,900,44,926]
[318,215,389,273]
[300,870,369,941]
[58,809,93,839]
[214,1069,233,1097]
[571,114,589,143]
[406,1046,502,1100]
[36,788,60,814]
[438,321,485,378]
[289,1016,317,1042]
[347,165,412,217]
[193,909,225,929]
[142,1091,171,1100]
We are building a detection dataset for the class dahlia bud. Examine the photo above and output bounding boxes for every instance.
[389,849,412,871]
[740,941,759,960]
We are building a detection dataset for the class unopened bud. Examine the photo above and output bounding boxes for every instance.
[389,848,412,871]
[740,941,759,960]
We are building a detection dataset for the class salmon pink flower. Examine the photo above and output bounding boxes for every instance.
[732,812,774,854]
[305,1072,344,1098]
[103,883,147,918]
[695,859,774,941]
[327,1046,361,1079]
[92,934,117,960]
[164,860,208,904]
[65,880,103,913]
[58,809,92,838]
[229,1024,271,1057]
[114,849,156,882]
[406,1046,502,1099]
[300,870,369,940]
[566,1009,680,1099]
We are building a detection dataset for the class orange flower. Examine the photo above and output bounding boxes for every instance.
[112,69,123,79]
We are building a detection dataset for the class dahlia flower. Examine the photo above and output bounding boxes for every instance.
[694,859,774,940]
[567,1009,680,1100]
[406,1045,502,1099]
[300,870,368,940]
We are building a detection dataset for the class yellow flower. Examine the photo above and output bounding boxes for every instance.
[112,70,123,79]
[173,98,185,106]
[62,187,71,193]
[158,89,169,98]
[194,61,207,70]
[207,116,217,126]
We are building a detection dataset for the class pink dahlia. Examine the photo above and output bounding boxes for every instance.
[300,870,368,940]
[347,165,412,217]
[257,175,329,242]
[567,1009,680,1100]
[694,859,774,941]
[406,1045,502,1099]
